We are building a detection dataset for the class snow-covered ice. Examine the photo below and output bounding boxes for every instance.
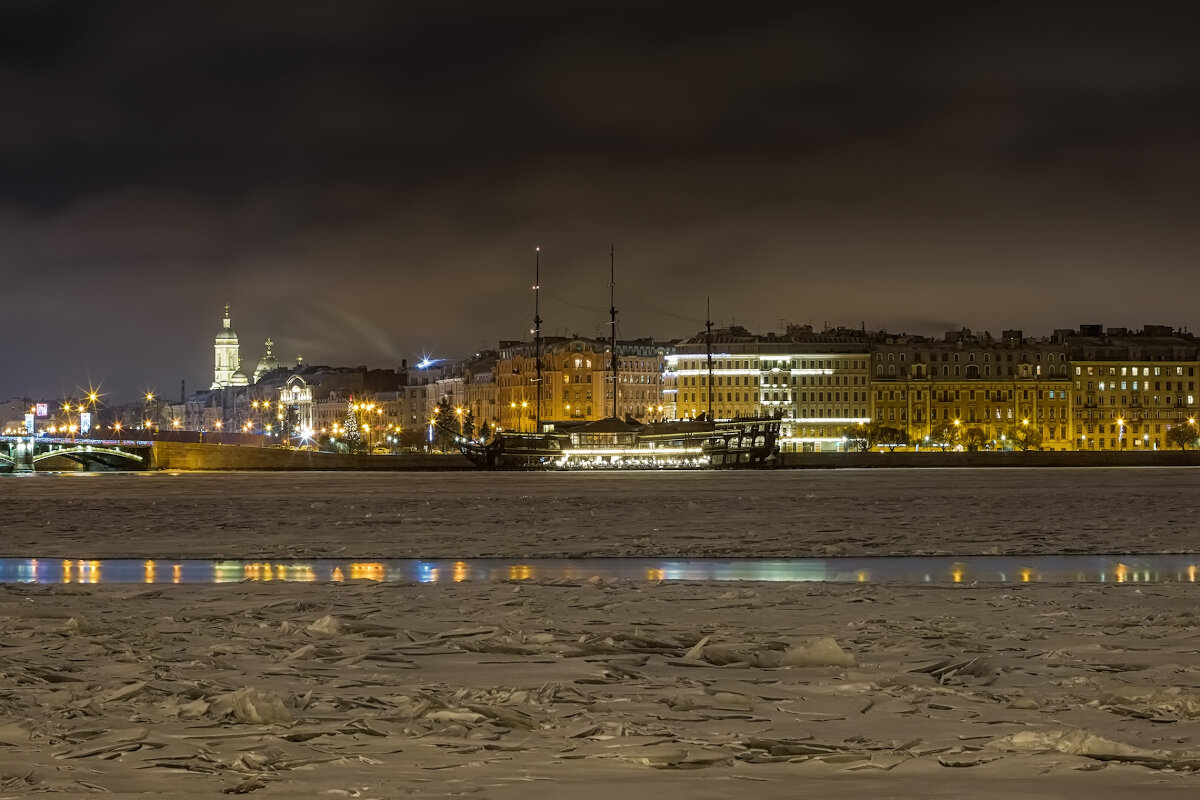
[0,468,1198,797]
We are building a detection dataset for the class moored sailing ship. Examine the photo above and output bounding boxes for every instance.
[458,249,780,470]
[459,415,780,470]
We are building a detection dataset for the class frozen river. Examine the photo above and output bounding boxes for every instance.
[2,467,1199,559]
[6,468,1200,797]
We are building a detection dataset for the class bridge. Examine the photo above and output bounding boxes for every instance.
[0,436,153,472]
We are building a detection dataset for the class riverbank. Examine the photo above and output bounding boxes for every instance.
[777,449,1200,468]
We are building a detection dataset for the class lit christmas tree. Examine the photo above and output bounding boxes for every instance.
[343,397,362,451]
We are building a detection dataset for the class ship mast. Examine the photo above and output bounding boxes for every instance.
[706,296,714,421]
[609,244,618,420]
[534,247,542,434]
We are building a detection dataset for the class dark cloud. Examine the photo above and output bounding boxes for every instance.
[3,1,1199,401]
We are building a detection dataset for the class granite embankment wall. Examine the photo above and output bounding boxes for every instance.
[777,450,1200,469]
[149,442,472,471]
[143,442,1200,471]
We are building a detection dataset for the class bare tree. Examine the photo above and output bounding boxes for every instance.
[962,426,990,451]
[928,421,960,451]
[1007,423,1042,452]
[1166,421,1199,450]
[877,426,909,451]
[842,423,873,452]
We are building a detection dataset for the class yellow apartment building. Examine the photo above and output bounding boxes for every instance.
[1067,325,1200,451]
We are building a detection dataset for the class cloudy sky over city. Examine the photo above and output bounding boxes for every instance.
[3,0,1199,401]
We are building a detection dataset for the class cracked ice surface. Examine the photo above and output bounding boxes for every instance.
[0,469,1199,797]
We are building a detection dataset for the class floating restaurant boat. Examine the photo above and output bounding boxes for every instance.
[458,248,780,470]
[460,416,780,470]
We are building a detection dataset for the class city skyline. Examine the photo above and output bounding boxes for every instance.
[4,2,1199,401]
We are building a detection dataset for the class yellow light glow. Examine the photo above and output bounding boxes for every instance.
[350,562,385,581]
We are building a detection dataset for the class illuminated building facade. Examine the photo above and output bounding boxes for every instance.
[495,337,667,432]
[669,325,871,451]
[1066,325,1200,451]
[870,329,1074,450]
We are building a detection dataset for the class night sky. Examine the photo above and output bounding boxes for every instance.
[4,1,1199,402]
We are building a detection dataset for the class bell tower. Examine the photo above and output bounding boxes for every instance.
[211,303,241,389]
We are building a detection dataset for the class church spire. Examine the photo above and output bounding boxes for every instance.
[211,303,241,389]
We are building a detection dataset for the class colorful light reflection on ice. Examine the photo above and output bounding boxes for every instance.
[1,556,1199,585]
